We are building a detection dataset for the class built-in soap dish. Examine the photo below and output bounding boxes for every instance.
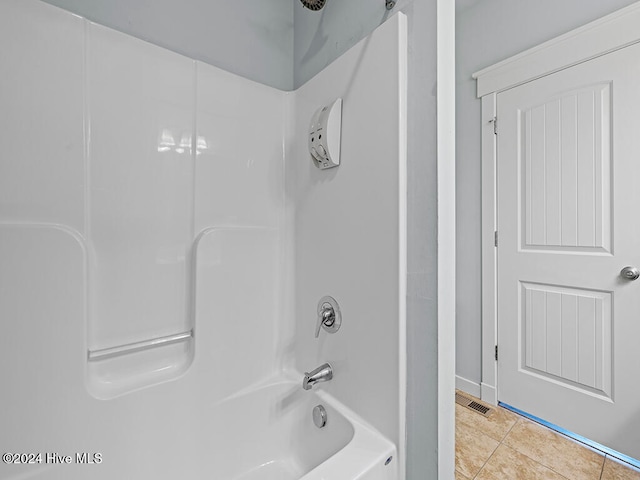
[86,331,194,400]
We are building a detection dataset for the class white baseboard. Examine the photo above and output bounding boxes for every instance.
[481,382,497,406]
[455,375,481,398]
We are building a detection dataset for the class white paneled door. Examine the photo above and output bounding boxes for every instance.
[497,42,640,459]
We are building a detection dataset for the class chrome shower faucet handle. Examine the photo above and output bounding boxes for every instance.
[315,296,341,338]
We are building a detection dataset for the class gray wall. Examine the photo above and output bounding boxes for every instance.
[403,4,439,477]
[455,0,639,386]
[41,0,294,90]
[294,1,440,478]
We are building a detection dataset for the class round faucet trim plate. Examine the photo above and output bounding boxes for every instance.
[316,296,341,337]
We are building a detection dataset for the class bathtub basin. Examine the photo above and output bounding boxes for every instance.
[0,378,396,480]
[210,379,398,480]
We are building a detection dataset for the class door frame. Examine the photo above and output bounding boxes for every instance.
[474,1,640,405]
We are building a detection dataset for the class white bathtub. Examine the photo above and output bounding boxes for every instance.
[208,379,398,480]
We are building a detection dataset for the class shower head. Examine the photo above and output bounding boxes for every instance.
[300,0,326,11]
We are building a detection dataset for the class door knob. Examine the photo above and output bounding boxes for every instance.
[620,266,640,281]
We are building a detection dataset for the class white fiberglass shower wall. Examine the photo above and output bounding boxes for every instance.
[290,18,407,471]
[0,1,407,478]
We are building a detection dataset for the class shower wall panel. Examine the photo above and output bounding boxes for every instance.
[0,0,85,229]
[194,61,286,397]
[290,13,407,467]
[0,1,286,475]
[87,21,196,359]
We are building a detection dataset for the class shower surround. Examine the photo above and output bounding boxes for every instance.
[0,1,407,478]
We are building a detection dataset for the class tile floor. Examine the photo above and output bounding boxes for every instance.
[455,391,640,480]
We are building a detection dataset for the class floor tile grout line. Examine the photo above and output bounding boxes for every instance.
[508,413,607,457]
[455,416,513,445]
[599,455,607,480]
[501,418,605,480]
[455,402,521,444]
[499,415,520,442]
[455,423,500,479]
[455,406,510,444]
[456,468,473,480]
[543,459,594,480]
[456,415,504,443]
[456,400,524,478]
[454,468,467,480]
[472,439,501,479]
[497,441,574,480]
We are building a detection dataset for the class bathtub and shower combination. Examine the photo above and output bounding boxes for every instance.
[0,1,408,479]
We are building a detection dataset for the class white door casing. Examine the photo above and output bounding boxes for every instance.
[497,42,640,458]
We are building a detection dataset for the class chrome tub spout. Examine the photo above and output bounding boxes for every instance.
[303,363,333,390]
